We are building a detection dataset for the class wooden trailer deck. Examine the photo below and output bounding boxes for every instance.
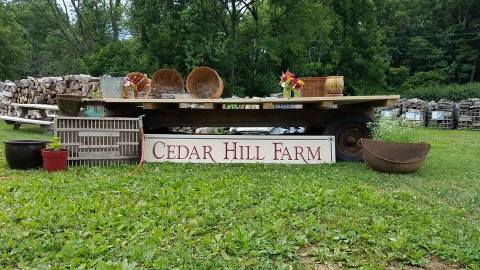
[102,95,400,162]
[103,95,400,109]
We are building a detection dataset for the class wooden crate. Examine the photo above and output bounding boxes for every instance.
[458,99,480,130]
[427,100,456,129]
[54,117,142,166]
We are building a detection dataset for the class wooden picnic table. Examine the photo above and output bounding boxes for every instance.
[0,103,59,130]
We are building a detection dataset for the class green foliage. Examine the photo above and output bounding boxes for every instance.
[0,3,29,80]
[87,40,154,77]
[401,69,449,90]
[47,136,63,151]
[1,0,480,96]
[403,82,480,101]
[369,116,422,143]
[1,123,480,268]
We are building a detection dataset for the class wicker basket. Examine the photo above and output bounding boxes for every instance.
[186,67,223,99]
[126,72,151,98]
[299,77,327,97]
[151,69,184,97]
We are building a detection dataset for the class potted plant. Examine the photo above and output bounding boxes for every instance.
[83,89,105,117]
[41,136,68,172]
[358,116,431,173]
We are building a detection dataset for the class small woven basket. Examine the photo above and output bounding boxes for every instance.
[126,72,151,98]
[151,69,184,98]
[299,77,327,97]
[186,67,223,99]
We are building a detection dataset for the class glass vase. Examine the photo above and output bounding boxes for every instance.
[283,87,292,99]
[293,89,301,98]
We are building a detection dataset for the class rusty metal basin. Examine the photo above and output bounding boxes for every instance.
[358,138,430,173]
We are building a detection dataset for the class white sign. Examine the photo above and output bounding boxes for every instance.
[431,111,445,120]
[381,110,394,118]
[405,111,422,121]
[144,134,335,164]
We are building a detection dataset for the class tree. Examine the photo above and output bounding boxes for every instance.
[0,2,29,80]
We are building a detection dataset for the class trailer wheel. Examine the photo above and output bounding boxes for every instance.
[324,115,372,162]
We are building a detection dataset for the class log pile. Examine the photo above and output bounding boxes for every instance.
[401,98,427,123]
[458,98,480,130]
[0,75,100,116]
[427,99,455,129]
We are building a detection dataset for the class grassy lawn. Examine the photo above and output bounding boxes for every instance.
[0,122,479,269]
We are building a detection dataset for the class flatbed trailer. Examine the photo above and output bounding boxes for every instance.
[103,95,400,162]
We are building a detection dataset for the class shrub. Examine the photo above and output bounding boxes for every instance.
[402,82,480,101]
[368,116,422,143]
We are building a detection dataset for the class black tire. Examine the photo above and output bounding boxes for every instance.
[324,115,372,162]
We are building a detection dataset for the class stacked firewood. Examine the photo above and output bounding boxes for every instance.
[0,75,100,116]
[0,80,16,116]
[400,98,427,123]
[458,98,480,129]
[427,99,455,129]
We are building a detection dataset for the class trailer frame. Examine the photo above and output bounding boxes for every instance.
[102,95,400,162]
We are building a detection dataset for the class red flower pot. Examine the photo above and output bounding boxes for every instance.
[41,149,68,172]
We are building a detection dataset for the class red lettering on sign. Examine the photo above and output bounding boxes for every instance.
[273,142,282,160]
[307,147,322,161]
[281,147,293,160]
[224,142,237,160]
[153,141,165,159]
[177,145,189,159]
[255,146,265,160]
[167,145,175,159]
[189,146,200,160]
[294,146,309,164]
[203,145,216,162]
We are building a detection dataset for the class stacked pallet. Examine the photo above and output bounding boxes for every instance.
[401,98,427,124]
[427,99,456,129]
[0,75,100,117]
[458,98,480,130]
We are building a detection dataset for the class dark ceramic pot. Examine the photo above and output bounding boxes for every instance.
[4,140,47,170]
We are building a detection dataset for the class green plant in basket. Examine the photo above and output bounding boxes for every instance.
[47,136,64,151]
[90,88,103,100]
[368,115,422,143]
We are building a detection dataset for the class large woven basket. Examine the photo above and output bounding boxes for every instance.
[126,72,151,98]
[186,67,223,99]
[151,69,184,97]
[299,77,327,97]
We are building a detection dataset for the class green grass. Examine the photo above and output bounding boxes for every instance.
[0,122,479,269]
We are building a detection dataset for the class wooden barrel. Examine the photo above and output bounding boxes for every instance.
[299,77,327,97]
[151,69,184,98]
[186,67,223,99]
[325,76,344,96]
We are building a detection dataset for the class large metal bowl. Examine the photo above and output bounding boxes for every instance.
[358,139,430,173]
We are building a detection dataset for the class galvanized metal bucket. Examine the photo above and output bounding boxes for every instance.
[99,77,124,98]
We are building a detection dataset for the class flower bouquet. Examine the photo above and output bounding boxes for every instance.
[123,73,151,99]
[123,78,137,98]
[280,71,304,98]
